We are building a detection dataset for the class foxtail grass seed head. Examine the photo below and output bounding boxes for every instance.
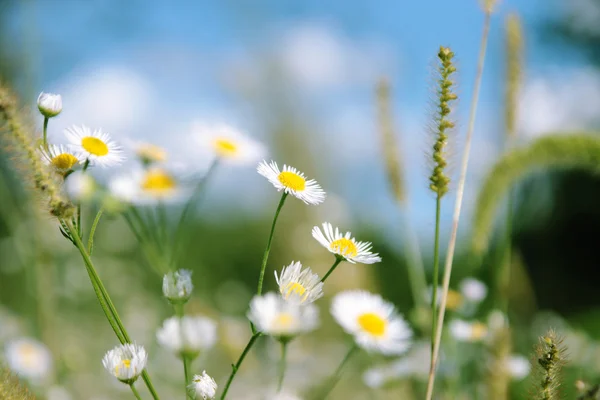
[64,125,124,167]
[257,160,326,205]
[429,46,457,197]
[533,329,566,400]
[5,338,52,381]
[156,316,217,359]
[331,290,412,355]
[481,0,499,14]
[101,343,147,384]
[376,78,406,204]
[0,367,36,400]
[37,92,62,118]
[188,371,217,400]
[247,292,319,341]
[162,269,194,304]
[275,261,323,304]
[505,13,523,141]
[312,222,382,264]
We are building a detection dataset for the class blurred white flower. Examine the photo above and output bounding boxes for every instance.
[163,269,193,304]
[193,123,266,166]
[248,292,319,339]
[331,290,412,355]
[37,92,62,118]
[188,370,217,399]
[5,338,52,381]
[312,222,381,264]
[134,142,168,165]
[257,160,326,205]
[102,343,147,384]
[507,354,531,380]
[64,171,97,202]
[459,278,487,303]
[425,286,463,311]
[40,144,81,173]
[265,390,303,400]
[65,125,124,167]
[156,316,217,358]
[47,385,73,400]
[275,261,323,304]
[109,167,186,205]
[363,341,431,388]
[449,319,488,342]
[487,309,508,333]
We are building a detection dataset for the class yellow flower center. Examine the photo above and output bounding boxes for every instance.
[18,344,38,368]
[214,138,238,157]
[330,238,358,258]
[137,144,167,163]
[275,313,295,328]
[115,359,132,375]
[278,171,305,191]
[283,282,307,301]
[446,289,464,310]
[470,322,488,340]
[51,153,78,170]
[357,312,387,337]
[82,136,109,156]
[141,170,176,194]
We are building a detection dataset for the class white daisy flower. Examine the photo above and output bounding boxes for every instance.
[65,125,124,167]
[194,123,266,166]
[312,222,381,264]
[425,286,463,311]
[37,92,62,118]
[459,278,487,303]
[188,370,217,399]
[156,316,217,358]
[109,167,185,205]
[257,160,325,205]
[134,142,168,165]
[449,319,488,342]
[247,292,319,339]
[64,171,97,202]
[5,338,52,381]
[40,144,81,173]
[101,343,147,384]
[163,269,193,304]
[507,354,531,380]
[331,290,412,355]
[274,261,323,304]
[363,341,431,388]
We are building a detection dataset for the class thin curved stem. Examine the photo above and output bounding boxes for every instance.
[430,194,442,355]
[87,207,104,254]
[319,344,358,399]
[42,117,49,151]
[320,258,342,283]
[425,10,492,400]
[256,193,288,296]
[129,383,142,400]
[220,332,261,400]
[277,341,288,392]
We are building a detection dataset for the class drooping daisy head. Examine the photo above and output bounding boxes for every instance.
[156,316,217,359]
[459,278,487,303]
[5,338,53,381]
[40,144,81,174]
[101,343,147,384]
[312,223,381,264]
[65,125,124,167]
[257,160,326,205]
[188,370,217,400]
[109,167,185,205]
[37,92,62,118]
[449,319,488,342]
[163,269,193,304]
[135,142,168,165]
[331,290,412,355]
[194,123,266,166]
[275,261,323,305]
[248,292,319,339]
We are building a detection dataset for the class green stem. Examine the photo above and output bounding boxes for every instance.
[256,193,288,296]
[319,344,358,399]
[277,341,288,392]
[183,356,191,400]
[77,159,90,237]
[130,383,143,400]
[220,333,261,400]
[498,192,513,313]
[430,194,442,354]
[65,221,161,400]
[42,117,49,151]
[87,207,104,254]
[320,258,343,283]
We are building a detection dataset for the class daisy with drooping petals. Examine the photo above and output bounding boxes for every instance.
[40,144,81,173]
[312,222,381,264]
[275,261,323,304]
[101,343,147,384]
[331,290,412,355]
[109,167,185,205]
[194,123,266,166]
[65,125,124,167]
[248,292,319,339]
[188,370,217,399]
[257,160,326,205]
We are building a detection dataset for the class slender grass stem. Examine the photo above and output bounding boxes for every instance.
[130,384,142,400]
[87,207,104,254]
[256,193,288,296]
[319,344,358,399]
[425,10,492,400]
[220,332,262,400]
[430,194,442,354]
[183,356,192,400]
[320,257,342,283]
[42,117,49,151]
[277,341,288,392]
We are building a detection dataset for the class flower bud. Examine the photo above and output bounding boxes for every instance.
[162,269,193,304]
[37,92,62,118]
